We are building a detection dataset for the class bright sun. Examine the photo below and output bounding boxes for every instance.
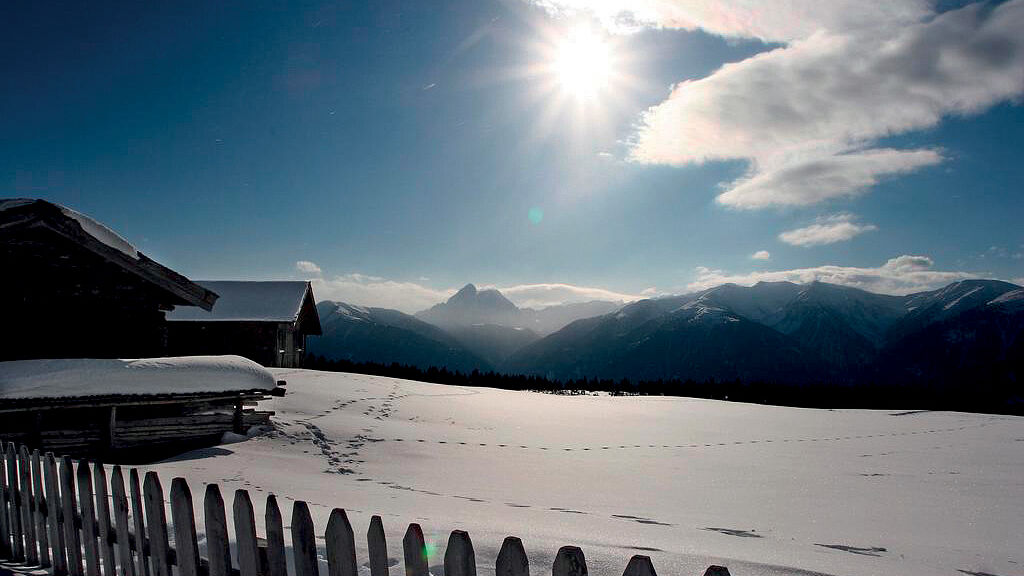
[553,25,612,100]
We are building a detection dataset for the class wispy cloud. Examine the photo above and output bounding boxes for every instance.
[533,0,1024,209]
[779,214,877,247]
[751,250,771,260]
[688,255,980,295]
[295,260,322,275]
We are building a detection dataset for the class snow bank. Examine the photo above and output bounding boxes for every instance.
[0,355,275,399]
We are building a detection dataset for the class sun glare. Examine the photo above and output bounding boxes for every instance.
[553,25,612,100]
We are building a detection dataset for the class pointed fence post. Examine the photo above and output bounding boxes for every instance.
[60,456,83,576]
[291,501,319,576]
[402,524,428,576]
[32,451,50,568]
[110,467,135,576]
[233,490,260,576]
[326,508,357,576]
[19,446,38,565]
[443,530,476,576]
[622,556,656,576]
[367,516,389,576]
[142,472,171,576]
[44,453,67,576]
[129,470,149,576]
[93,464,116,576]
[170,479,200,576]
[264,495,287,576]
[0,447,11,559]
[204,485,231,576]
[7,443,25,562]
[496,537,529,576]
[702,567,731,576]
[552,547,587,576]
[78,462,101,576]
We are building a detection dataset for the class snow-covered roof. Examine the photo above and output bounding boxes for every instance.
[1,198,139,259]
[167,281,313,323]
[0,355,276,400]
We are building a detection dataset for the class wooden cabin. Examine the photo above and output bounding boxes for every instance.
[0,198,218,361]
[166,281,322,367]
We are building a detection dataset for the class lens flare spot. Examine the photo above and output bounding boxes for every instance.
[528,207,544,224]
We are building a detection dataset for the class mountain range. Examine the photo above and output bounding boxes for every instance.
[309,279,1024,400]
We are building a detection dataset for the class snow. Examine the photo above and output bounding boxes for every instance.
[942,286,982,310]
[166,281,310,322]
[132,369,1023,576]
[0,355,275,399]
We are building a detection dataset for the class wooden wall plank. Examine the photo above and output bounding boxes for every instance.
[325,508,357,576]
[291,501,319,576]
[203,485,231,576]
[443,531,476,576]
[18,446,38,565]
[32,450,51,568]
[60,456,83,576]
[170,478,201,576]
[7,443,25,562]
[44,453,68,576]
[621,556,656,576]
[495,537,529,576]
[129,469,149,576]
[77,462,101,576]
[264,495,287,576]
[367,515,389,576]
[142,472,171,576]
[110,467,135,576]
[552,547,586,576]
[402,524,428,576]
[233,490,260,576]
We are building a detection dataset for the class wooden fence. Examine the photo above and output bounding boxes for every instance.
[0,441,732,576]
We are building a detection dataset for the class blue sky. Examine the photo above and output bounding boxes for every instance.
[2,1,1022,312]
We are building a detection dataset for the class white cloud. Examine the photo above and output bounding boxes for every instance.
[531,0,1024,209]
[779,213,878,247]
[751,250,771,260]
[311,275,642,313]
[1013,277,1024,286]
[688,255,980,295]
[527,1,930,40]
[485,283,641,309]
[295,260,322,275]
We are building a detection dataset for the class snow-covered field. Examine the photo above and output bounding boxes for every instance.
[144,369,1023,576]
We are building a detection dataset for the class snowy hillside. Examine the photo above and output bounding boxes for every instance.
[141,369,1024,576]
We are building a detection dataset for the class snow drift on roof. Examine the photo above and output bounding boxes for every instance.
[166,281,310,323]
[0,355,275,400]
[0,198,140,259]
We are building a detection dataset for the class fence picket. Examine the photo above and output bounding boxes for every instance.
[702,567,731,576]
[19,446,38,565]
[110,467,135,576]
[265,495,287,576]
[7,443,25,562]
[78,462,101,576]
[60,456,84,576]
[291,501,319,576]
[552,547,586,576]
[129,469,149,576]
[93,464,117,576]
[142,472,171,576]
[367,516,389,576]
[0,447,10,559]
[326,508,357,576]
[496,537,529,576]
[402,524,428,576]
[233,490,260,576]
[621,556,656,576]
[44,453,68,576]
[203,485,231,576]
[170,478,201,576]
[443,530,476,576]
[32,450,51,568]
